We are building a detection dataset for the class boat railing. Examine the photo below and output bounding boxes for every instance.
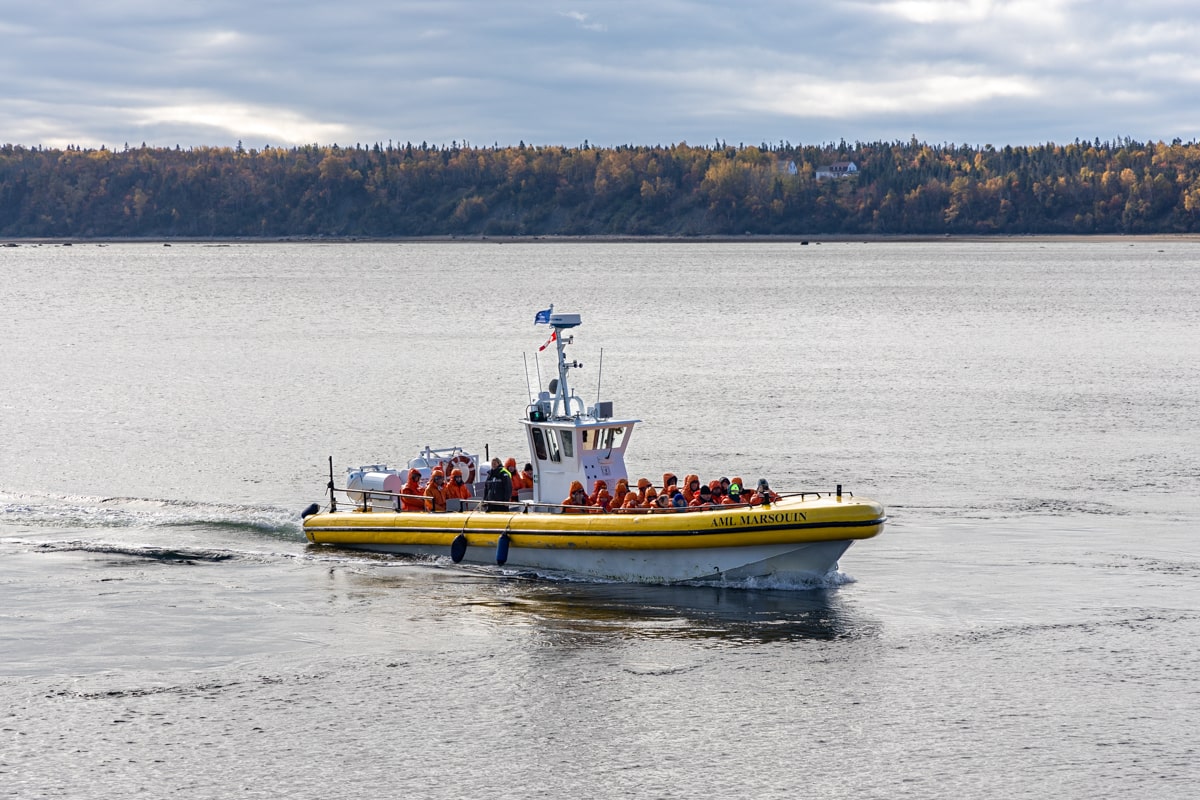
[326,483,854,515]
[781,489,853,500]
[331,483,544,514]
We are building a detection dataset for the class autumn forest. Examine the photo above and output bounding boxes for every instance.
[2,137,1200,238]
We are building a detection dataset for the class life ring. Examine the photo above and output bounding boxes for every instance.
[450,454,476,483]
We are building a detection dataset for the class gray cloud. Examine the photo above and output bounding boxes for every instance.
[1,0,1197,149]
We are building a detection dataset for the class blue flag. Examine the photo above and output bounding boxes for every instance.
[533,307,552,325]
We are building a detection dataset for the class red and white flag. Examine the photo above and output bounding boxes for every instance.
[538,330,557,351]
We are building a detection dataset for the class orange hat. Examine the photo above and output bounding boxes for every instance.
[450,468,463,479]
[408,468,422,481]
[637,477,651,489]
[568,480,584,494]
[431,468,445,478]
[593,479,608,491]
[505,458,518,470]
[645,488,658,500]
[615,478,629,490]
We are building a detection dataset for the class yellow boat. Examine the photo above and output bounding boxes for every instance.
[302,309,886,584]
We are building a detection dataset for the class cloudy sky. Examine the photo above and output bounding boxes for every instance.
[3,0,1198,150]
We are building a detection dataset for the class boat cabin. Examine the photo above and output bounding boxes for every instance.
[521,415,637,507]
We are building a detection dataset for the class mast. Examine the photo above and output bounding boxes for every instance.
[523,309,640,506]
[549,313,581,418]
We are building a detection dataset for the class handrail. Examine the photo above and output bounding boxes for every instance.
[780,490,853,500]
[327,484,854,514]
[332,485,525,513]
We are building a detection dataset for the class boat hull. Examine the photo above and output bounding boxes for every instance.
[303,496,886,583]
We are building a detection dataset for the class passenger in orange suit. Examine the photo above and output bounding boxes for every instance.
[589,479,613,512]
[682,474,701,504]
[642,488,659,509]
[731,477,747,500]
[650,493,674,513]
[423,469,449,512]
[506,458,525,500]
[446,468,473,502]
[400,468,426,512]
[750,478,782,505]
[562,480,590,513]
[669,486,688,509]
[689,484,715,510]
[611,478,630,510]
[661,473,678,499]
[618,490,645,513]
[635,478,652,505]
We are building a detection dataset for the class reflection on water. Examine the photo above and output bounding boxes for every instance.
[490,582,880,645]
[340,561,880,645]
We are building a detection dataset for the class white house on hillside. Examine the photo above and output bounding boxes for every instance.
[816,161,858,180]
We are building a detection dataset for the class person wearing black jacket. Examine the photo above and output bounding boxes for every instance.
[483,457,513,512]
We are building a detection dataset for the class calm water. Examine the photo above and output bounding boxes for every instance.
[2,240,1198,798]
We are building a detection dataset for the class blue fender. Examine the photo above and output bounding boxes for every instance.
[450,533,468,563]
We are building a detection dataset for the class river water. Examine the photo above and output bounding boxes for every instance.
[2,239,1198,798]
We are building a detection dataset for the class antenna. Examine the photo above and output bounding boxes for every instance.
[523,352,532,401]
[596,347,604,407]
[534,348,543,394]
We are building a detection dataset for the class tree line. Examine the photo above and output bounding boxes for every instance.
[2,137,1199,237]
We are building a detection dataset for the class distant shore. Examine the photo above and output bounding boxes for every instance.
[4,233,1200,246]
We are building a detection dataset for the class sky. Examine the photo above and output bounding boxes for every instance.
[2,0,1199,151]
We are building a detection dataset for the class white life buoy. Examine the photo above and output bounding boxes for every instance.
[450,454,476,483]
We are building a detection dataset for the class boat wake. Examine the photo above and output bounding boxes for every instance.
[984,497,1131,517]
[892,497,1134,520]
[716,570,857,591]
[22,540,241,564]
[0,488,304,538]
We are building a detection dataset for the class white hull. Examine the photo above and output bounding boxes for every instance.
[332,538,856,583]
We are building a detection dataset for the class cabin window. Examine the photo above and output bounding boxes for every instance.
[582,426,627,450]
[559,430,575,458]
[582,427,615,450]
[532,428,548,461]
[544,428,562,463]
[602,426,627,450]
